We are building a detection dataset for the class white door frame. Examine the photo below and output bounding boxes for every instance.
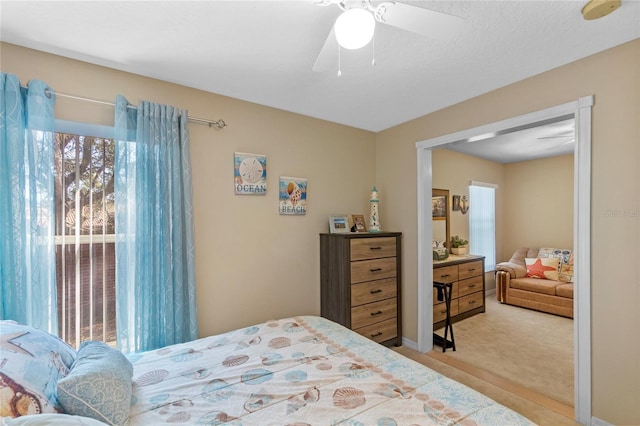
[415,96,593,424]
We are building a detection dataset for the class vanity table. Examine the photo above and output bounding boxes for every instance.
[433,255,485,330]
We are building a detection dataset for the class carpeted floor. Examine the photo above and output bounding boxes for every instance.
[434,295,574,406]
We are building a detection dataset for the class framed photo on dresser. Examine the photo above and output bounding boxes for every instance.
[328,215,350,233]
[350,214,367,232]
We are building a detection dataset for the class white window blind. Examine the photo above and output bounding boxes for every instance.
[469,181,497,272]
[54,121,117,348]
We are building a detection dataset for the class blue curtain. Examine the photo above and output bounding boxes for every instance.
[114,95,198,353]
[0,73,57,333]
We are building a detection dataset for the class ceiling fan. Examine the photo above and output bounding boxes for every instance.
[536,121,575,142]
[313,0,464,72]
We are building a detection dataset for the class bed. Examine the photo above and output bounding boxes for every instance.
[1,316,535,425]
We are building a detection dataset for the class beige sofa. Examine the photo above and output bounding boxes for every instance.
[495,247,574,318]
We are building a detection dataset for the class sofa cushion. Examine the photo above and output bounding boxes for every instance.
[509,277,561,296]
[509,247,541,263]
[556,283,574,299]
[538,247,574,283]
[495,261,527,279]
[525,257,560,280]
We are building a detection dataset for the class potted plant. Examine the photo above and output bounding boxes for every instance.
[450,235,469,255]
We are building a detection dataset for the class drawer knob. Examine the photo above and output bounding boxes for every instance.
[369,246,382,250]
[468,284,476,288]
[370,310,383,316]
[440,274,450,278]
[370,268,383,272]
[370,289,382,294]
[371,331,383,338]
[469,300,476,305]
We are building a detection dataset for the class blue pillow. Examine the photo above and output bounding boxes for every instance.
[0,320,76,417]
[57,341,133,426]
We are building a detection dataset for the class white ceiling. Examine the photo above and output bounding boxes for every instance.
[1,1,638,145]
[444,117,576,163]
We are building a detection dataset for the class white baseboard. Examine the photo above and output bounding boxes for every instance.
[590,417,612,426]
[401,337,418,351]
[485,288,496,296]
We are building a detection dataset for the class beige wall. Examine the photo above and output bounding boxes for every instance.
[1,42,377,337]
[503,154,574,257]
[3,38,639,424]
[432,148,505,259]
[376,39,640,424]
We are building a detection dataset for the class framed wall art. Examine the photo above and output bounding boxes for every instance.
[279,176,307,215]
[432,193,447,220]
[452,195,461,211]
[234,152,267,195]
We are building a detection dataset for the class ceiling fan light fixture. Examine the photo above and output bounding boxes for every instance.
[334,8,375,49]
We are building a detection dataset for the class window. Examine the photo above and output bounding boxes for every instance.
[469,181,497,272]
[53,121,116,348]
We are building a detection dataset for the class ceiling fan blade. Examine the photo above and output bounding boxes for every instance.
[537,135,574,139]
[375,2,464,40]
[313,26,338,72]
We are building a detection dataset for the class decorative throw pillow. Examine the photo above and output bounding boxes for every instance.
[559,251,574,282]
[525,257,560,280]
[538,247,574,282]
[57,341,133,426]
[1,413,109,425]
[0,320,76,417]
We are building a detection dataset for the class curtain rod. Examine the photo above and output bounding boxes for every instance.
[34,87,227,129]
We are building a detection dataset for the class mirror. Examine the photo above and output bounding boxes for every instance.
[432,188,451,248]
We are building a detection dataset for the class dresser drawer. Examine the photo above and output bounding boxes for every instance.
[351,298,397,330]
[354,318,397,344]
[432,282,458,302]
[350,237,396,261]
[433,300,459,323]
[433,265,458,283]
[351,257,397,284]
[351,278,396,307]
[459,291,483,313]
[458,260,484,280]
[458,275,483,298]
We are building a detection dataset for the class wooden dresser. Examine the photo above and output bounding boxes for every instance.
[320,232,402,347]
[433,255,485,330]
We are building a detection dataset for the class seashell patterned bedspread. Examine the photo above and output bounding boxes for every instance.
[127,316,536,425]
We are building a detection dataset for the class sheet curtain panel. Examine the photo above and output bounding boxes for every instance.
[0,74,58,333]
[114,95,198,353]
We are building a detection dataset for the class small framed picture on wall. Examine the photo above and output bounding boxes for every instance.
[452,195,461,211]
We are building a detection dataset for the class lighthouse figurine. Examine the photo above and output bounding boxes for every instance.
[369,186,381,233]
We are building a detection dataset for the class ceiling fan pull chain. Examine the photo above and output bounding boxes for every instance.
[337,45,342,77]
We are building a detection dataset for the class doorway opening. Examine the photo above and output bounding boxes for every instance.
[415,97,592,424]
